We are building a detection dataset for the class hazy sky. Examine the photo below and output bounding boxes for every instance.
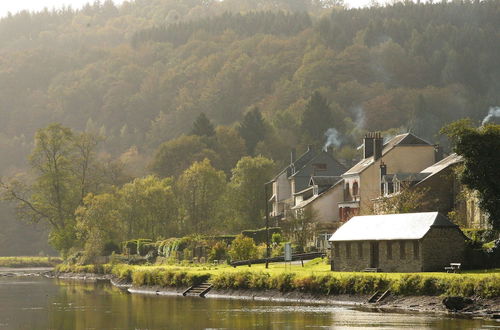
[0,0,378,19]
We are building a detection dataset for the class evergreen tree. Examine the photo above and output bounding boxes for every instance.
[190,112,215,137]
[300,91,334,145]
[238,107,266,155]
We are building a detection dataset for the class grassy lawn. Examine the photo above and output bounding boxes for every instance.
[0,256,62,268]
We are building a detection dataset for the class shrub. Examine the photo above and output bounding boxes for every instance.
[208,241,228,262]
[228,235,258,261]
[241,227,281,244]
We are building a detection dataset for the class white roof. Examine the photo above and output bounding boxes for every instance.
[329,212,457,242]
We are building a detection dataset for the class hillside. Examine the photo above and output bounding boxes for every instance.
[0,0,499,254]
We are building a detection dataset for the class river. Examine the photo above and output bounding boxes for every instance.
[0,277,498,329]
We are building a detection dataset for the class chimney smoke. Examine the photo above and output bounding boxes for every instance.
[482,106,500,126]
[323,128,342,151]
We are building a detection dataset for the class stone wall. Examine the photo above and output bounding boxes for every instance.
[331,240,423,272]
[421,227,465,271]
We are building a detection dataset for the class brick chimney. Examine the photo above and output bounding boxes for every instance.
[373,132,383,160]
[363,133,374,159]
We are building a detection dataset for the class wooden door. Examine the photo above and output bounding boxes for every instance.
[370,242,379,268]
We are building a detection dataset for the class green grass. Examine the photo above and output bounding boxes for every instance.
[0,256,62,268]
[55,258,500,298]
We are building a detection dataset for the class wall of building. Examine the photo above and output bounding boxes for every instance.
[357,145,436,214]
[421,227,465,271]
[331,239,423,272]
[312,183,343,224]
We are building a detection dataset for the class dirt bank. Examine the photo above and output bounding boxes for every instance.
[51,272,500,320]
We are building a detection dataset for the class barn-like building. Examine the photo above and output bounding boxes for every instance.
[328,212,466,272]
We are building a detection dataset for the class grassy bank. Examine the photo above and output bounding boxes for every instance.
[56,259,500,298]
[0,256,62,268]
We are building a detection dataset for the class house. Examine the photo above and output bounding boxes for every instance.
[270,146,346,220]
[292,176,344,250]
[338,132,438,222]
[328,212,466,272]
[375,153,490,229]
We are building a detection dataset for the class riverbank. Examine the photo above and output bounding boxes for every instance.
[53,273,500,319]
[0,256,61,268]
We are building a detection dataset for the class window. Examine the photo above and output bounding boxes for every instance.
[352,181,359,196]
[399,241,406,259]
[334,243,340,257]
[387,242,392,259]
[358,242,363,258]
[413,241,420,260]
[312,163,327,171]
[346,242,351,259]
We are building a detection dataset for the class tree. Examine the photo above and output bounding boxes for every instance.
[300,91,334,145]
[229,156,275,229]
[374,184,431,215]
[283,206,318,252]
[228,235,258,261]
[150,135,220,178]
[0,124,102,253]
[176,159,226,234]
[118,175,178,240]
[190,112,215,137]
[441,120,500,230]
[238,107,266,155]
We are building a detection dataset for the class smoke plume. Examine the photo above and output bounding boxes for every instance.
[482,107,500,126]
[323,128,342,151]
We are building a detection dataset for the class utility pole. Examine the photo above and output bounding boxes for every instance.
[264,181,271,269]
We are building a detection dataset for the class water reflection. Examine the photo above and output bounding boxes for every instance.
[0,277,497,329]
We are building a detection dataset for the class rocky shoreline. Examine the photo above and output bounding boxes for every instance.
[50,271,500,321]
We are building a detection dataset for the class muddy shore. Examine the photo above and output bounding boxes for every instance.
[51,271,500,321]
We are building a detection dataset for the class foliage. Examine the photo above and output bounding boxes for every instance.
[441,120,500,230]
[176,159,226,234]
[228,156,275,229]
[190,112,215,137]
[375,184,431,214]
[241,227,281,245]
[228,235,258,262]
[208,241,229,262]
[0,256,62,268]
[238,107,267,155]
[283,206,318,251]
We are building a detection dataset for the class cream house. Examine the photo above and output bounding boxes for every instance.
[338,132,437,222]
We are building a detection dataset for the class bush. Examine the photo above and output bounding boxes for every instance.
[241,227,281,244]
[228,235,258,261]
[208,241,228,262]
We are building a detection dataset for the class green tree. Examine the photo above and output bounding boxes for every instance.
[176,159,226,234]
[229,156,275,229]
[228,234,258,261]
[283,206,318,252]
[150,135,220,178]
[300,91,334,145]
[190,112,215,137]
[0,124,103,253]
[238,107,266,155]
[441,120,500,230]
[118,175,178,240]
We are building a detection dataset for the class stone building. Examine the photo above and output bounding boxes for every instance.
[329,212,466,272]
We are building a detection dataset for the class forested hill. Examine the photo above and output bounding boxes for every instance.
[0,0,499,255]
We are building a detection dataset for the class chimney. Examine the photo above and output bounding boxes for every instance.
[380,161,387,195]
[363,133,374,159]
[373,132,383,160]
[290,148,296,164]
[434,144,443,162]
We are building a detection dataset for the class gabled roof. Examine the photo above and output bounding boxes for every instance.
[343,133,433,176]
[329,212,458,241]
[272,147,315,180]
[290,151,346,178]
[292,179,343,210]
[382,172,430,183]
[416,153,463,185]
[310,176,342,187]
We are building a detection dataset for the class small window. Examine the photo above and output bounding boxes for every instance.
[352,182,359,196]
[346,242,351,259]
[313,163,327,171]
[413,241,420,260]
[358,242,363,258]
[399,241,406,259]
[387,242,392,259]
[334,243,340,257]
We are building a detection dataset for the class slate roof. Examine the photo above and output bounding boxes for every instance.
[292,179,343,210]
[344,133,433,176]
[416,153,463,185]
[310,176,342,187]
[329,212,458,241]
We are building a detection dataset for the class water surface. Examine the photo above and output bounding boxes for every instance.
[0,277,498,329]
